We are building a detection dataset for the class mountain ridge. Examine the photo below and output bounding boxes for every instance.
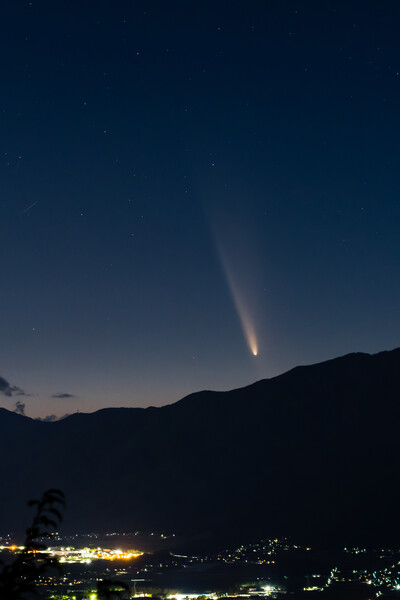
[1,346,400,547]
[1,347,395,423]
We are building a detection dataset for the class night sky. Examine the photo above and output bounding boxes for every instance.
[1,1,399,419]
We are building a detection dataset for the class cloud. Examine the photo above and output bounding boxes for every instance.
[51,393,76,399]
[14,401,26,416]
[35,412,73,422]
[0,376,27,397]
[36,414,58,422]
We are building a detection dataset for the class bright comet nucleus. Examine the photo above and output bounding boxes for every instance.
[206,199,261,358]
[227,273,259,357]
[215,239,259,357]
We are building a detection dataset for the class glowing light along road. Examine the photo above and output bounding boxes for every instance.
[217,245,258,357]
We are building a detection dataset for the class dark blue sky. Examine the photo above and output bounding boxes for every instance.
[1,0,399,418]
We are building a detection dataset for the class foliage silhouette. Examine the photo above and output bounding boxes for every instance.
[0,489,65,600]
[97,579,130,599]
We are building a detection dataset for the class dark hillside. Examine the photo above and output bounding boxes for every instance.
[1,348,400,546]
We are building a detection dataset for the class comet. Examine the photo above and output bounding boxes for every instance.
[219,254,259,356]
[205,199,260,357]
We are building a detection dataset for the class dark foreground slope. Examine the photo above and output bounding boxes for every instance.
[1,347,400,546]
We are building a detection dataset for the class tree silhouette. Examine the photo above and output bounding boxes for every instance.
[97,579,130,599]
[0,489,65,600]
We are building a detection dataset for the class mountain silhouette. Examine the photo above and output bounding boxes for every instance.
[1,347,400,547]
